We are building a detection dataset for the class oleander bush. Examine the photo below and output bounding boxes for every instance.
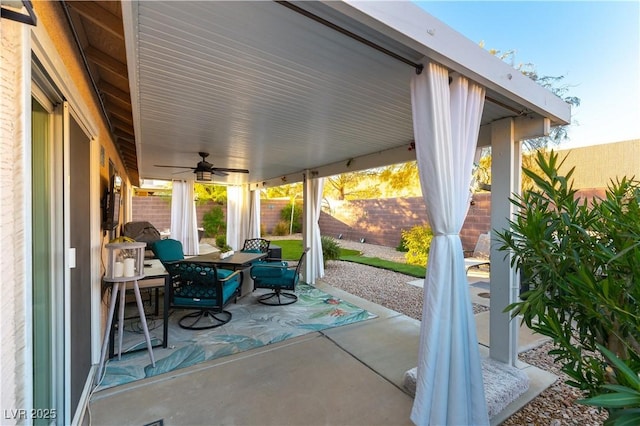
[496,150,640,419]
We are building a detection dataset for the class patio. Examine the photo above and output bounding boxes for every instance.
[0,2,575,423]
[86,271,555,426]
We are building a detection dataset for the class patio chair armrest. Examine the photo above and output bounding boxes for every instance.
[218,269,242,283]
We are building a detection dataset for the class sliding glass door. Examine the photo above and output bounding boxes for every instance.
[31,95,60,424]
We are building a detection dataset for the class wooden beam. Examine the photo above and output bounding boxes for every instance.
[85,45,128,77]
[114,129,134,141]
[105,101,133,125]
[111,117,134,134]
[117,142,136,154]
[99,81,130,105]
[67,1,124,40]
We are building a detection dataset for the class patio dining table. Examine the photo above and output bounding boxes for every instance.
[187,251,268,269]
[185,251,269,296]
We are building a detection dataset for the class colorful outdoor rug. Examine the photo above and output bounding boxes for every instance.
[97,283,376,390]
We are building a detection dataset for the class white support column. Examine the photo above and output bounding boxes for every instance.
[489,118,521,365]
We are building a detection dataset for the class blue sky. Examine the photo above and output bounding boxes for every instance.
[415,1,640,149]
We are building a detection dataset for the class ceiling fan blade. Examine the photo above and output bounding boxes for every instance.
[154,165,195,169]
[211,170,229,177]
[212,167,250,174]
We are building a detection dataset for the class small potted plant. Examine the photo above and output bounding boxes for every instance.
[219,244,234,259]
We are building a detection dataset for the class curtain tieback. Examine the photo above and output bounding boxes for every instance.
[434,233,459,237]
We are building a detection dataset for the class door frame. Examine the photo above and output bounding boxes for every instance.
[31,21,101,425]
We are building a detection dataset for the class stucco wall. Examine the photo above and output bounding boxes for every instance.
[557,139,640,189]
[1,18,27,417]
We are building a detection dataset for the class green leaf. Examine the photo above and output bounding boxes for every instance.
[579,393,640,408]
[598,344,640,389]
[611,410,640,426]
[602,385,640,397]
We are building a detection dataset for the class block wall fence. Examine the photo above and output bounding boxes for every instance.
[132,188,602,252]
[131,194,493,252]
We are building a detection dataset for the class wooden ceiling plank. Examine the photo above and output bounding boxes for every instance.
[111,117,134,134]
[106,102,133,125]
[85,45,128,76]
[118,144,137,154]
[67,1,124,40]
[99,81,130,104]
[114,129,135,141]
[102,93,132,113]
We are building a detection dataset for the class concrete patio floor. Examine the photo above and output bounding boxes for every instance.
[85,274,555,426]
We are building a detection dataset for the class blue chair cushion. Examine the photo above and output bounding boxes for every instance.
[174,274,240,308]
[151,239,184,262]
[216,268,235,280]
[253,269,298,290]
[252,262,288,278]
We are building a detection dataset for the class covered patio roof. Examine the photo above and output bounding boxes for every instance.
[66,1,569,186]
[60,1,574,423]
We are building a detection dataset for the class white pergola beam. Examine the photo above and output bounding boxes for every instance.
[251,144,416,189]
[478,116,550,147]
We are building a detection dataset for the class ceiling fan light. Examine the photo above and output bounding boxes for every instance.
[196,170,212,181]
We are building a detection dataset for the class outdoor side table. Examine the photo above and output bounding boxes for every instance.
[97,274,156,380]
[97,242,156,381]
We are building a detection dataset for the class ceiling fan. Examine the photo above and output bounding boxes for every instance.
[154,152,249,180]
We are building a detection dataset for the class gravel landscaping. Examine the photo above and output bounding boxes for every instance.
[314,238,608,425]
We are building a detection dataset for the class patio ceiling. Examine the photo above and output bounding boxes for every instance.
[66,1,570,187]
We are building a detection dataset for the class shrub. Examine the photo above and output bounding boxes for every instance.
[272,221,290,236]
[497,150,640,405]
[202,205,226,237]
[280,203,303,233]
[215,234,226,249]
[396,233,409,252]
[401,225,433,266]
[321,236,341,265]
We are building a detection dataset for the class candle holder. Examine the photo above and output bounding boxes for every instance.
[104,242,146,281]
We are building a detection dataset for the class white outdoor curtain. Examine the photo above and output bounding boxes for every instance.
[247,189,261,238]
[410,62,488,425]
[226,185,250,250]
[170,180,199,256]
[305,176,325,283]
